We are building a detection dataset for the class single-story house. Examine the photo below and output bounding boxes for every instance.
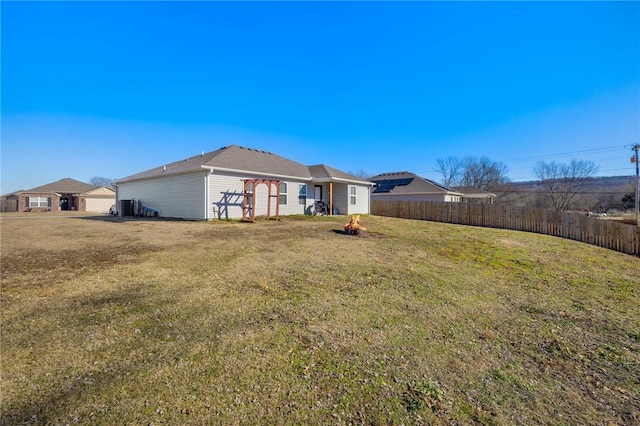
[451,186,496,204]
[369,171,463,202]
[7,178,116,213]
[114,145,373,220]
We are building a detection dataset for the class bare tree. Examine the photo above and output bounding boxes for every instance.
[435,156,463,187]
[348,169,372,179]
[532,160,599,211]
[435,156,509,190]
[460,156,510,191]
[89,176,113,187]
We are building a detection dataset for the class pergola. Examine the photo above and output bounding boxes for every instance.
[241,178,281,222]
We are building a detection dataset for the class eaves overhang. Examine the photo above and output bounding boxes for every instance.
[201,166,312,182]
[312,177,375,186]
[114,167,206,185]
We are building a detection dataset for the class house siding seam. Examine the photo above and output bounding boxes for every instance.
[117,172,205,220]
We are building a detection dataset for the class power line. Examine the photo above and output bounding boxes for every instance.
[504,145,628,163]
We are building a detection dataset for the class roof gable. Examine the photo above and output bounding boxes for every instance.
[81,186,116,196]
[22,178,95,194]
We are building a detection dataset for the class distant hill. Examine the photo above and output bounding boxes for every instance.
[493,175,636,212]
[506,175,635,192]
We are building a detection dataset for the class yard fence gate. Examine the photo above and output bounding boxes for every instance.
[371,200,640,257]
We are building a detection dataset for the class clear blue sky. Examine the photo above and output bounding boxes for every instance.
[2,1,639,194]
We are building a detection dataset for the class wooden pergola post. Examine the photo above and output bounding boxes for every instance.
[242,178,281,222]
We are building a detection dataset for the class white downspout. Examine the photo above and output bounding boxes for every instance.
[204,171,210,220]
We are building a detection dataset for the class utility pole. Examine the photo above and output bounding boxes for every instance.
[633,144,640,226]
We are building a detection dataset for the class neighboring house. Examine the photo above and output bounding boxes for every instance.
[7,178,115,213]
[114,145,373,220]
[451,186,496,204]
[369,171,463,202]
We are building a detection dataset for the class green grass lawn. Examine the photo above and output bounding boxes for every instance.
[1,214,638,425]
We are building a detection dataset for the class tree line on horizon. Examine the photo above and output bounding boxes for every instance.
[353,156,635,214]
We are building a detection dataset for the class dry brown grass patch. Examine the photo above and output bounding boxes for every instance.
[1,214,638,425]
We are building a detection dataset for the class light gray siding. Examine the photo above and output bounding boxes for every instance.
[333,184,349,215]
[117,172,206,220]
[208,172,311,219]
[295,183,315,215]
[348,184,370,215]
[117,170,370,220]
[209,173,244,219]
[310,183,370,215]
[278,181,313,216]
[336,184,370,215]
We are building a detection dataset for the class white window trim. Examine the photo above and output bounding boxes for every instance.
[349,186,357,205]
[29,196,49,208]
[279,182,288,205]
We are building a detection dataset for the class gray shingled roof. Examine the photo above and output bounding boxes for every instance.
[307,164,373,184]
[22,178,95,194]
[117,145,312,183]
[369,172,462,195]
[452,186,496,197]
[117,145,372,184]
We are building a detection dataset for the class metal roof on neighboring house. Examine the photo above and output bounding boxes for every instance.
[20,178,95,194]
[369,172,463,195]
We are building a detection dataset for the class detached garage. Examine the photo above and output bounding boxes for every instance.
[80,186,116,213]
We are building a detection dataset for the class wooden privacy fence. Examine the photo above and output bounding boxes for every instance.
[371,200,640,257]
[1,199,18,213]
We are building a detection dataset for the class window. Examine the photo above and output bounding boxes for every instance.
[350,186,357,205]
[279,183,288,205]
[298,184,307,205]
[28,196,50,208]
